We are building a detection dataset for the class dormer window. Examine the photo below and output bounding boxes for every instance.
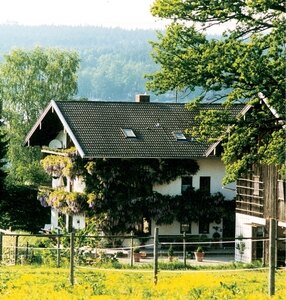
[173,131,187,141]
[121,128,136,138]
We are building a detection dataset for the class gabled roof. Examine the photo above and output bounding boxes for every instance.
[25,100,245,159]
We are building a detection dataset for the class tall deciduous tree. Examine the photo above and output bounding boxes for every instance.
[0,47,80,185]
[0,120,7,196]
[147,0,285,183]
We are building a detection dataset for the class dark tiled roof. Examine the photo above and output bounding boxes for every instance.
[52,101,244,159]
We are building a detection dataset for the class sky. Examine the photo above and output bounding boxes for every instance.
[0,0,167,29]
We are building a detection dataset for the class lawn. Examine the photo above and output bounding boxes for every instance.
[0,265,285,299]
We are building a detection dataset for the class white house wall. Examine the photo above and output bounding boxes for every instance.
[153,178,181,196]
[73,176,86,192]
[235,213,266,263]
[152,157,235,236]
[51,175,86,230]
[151,219,223,238]
[51,208,59,230]
[152,220,181,235]
[72,214,86,229]
[153,157,235,199]
[50,156,235,235]
[196,158,236,199]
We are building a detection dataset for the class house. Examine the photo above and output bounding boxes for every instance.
[25,95,244,241]
[233,98,286,265]
[235,164,286,266]
[206,96,285,265]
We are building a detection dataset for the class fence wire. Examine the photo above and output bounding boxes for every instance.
[0,230,285,271]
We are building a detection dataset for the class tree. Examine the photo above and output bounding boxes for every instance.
[0,47,80,185]
[1,47,79,123]
[0,120,7,196]
[0,185,50,232]
[146,0,285,182]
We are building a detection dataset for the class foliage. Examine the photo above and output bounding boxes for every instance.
[0,266,286,299]
[236,235,246,260]
[0,185,50,232]
[1,47,79,122]
[147,0,286,182]
[196,246,204,253]
[0,120,8,196]
[168,245,174,257]
[0,25,176,102]
[0,121,50,232]
[81,158,199,234]
[45,190,89,215]
[176,189,226,223]
[40,148,79,179]
[40,155,230,234]
[0,47,79,186]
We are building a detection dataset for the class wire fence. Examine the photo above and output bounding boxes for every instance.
[0,229,235,266]
[0,227,285,296]
[0,228,285,271]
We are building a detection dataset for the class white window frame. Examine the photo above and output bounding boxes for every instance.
[121,128,136,138]
[173,131,187,141]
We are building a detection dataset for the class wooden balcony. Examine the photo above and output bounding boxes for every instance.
[236,178,264,217]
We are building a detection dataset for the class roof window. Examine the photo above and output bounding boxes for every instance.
[121,128,136,138]
[173,131,187,141]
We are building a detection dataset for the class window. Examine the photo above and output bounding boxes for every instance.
[173,131,187,141]
[199,219,209,234]
[121,128,136,138]
[253,175,260,196]
[200,176,211,194]
[181,176,193,193]
[278,180,286,200]
[180,223,191,233]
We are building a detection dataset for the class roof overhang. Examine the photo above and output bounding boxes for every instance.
[25,100,85,158]
[205,103,256,157]
[205,140,221,157]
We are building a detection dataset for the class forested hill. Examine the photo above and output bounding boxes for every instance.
[0,24,157,52]
[0,24,201,102]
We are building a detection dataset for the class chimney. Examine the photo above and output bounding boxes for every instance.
[135,94,150,103]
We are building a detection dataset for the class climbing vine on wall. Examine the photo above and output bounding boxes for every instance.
[39,151,229,235]
[82,158,200,234]
[38,189,92,215]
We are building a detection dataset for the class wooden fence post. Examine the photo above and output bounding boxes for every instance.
[153,227,159,285]
[69,231,75,286]
[183,231,186,267]
[130,231,134,267]
[269,218,276,296]
[57,228,61,268]
[0,232,3,262]
[14,235,19,265]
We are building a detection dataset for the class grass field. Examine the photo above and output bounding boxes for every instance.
[0,265,285,299]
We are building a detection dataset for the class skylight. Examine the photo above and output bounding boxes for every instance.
[173,131,187,141]
[122,128,136,138]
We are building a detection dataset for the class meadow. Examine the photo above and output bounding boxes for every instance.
[0,265,285,299]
